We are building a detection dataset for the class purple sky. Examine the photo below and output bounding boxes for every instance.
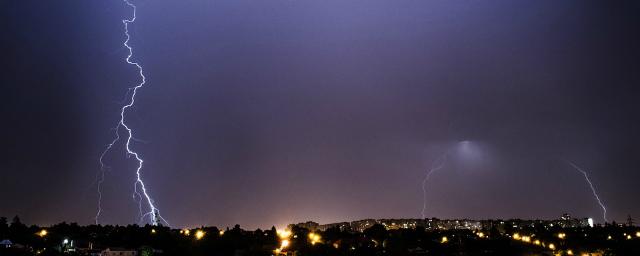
[1,0,639,229]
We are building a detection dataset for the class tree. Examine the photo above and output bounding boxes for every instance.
[364,224,388,245]
[8,216,27,242]
[0,217,7,238]
[10,216,22,227]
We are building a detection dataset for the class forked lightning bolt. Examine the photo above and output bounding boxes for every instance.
[421,153,448,219]
[565,160,608,223]
[96,0,168,226]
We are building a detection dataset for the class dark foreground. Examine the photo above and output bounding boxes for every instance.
[1,218,638,255]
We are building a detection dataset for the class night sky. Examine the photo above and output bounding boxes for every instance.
[1,0,639,229]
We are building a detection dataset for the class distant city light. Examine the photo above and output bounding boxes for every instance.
[558,233,566,239]
[37,229,47,237]
[441,236,448,243]
[195,230,205,240]
[636,231,640,238]
[277,230,291,239]
[280,239,290,249]
[219,230,225,236]
[588,218,594,227]
[548,243,556,250]
[151,229,156,234]
[308,232,321,245]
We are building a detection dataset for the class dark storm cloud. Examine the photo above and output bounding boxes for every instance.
[1,0,639,228]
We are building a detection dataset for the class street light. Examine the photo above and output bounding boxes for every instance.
[277,230,291,239]
[280,239,290,249]
[195,230,205,240]
[512,233,521,240]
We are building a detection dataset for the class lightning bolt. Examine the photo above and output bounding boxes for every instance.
[96,0,168,226]
[565,160,608,223]
[94,166,105,225]
[421,153,448,219]
[95,123,121,225]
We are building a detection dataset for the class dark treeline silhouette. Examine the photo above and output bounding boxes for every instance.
[1,216,639,255]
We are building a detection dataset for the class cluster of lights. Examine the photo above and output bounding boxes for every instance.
[473,230,487,239]
[32,225,638,255]
[557,233,566,239]
[605,232,640,241]
[308,232,322,245]
[513,233,553,250]
[277,229,291,239]
[179,229,205,240]
[510,231,616,255]
[274,229,292,255]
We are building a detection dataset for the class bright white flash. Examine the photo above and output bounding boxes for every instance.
[565,160,608,223]
[97,0,168,226]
